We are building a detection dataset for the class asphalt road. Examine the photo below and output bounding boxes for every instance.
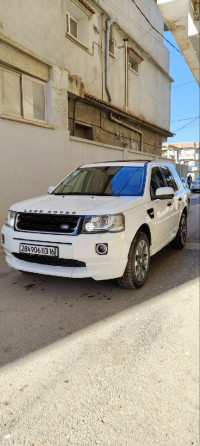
[0,193,199,446]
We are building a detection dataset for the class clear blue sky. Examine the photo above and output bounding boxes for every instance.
[164,31,200,144]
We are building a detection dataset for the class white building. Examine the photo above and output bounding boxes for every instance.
[157,0,200,84]
[162,142,200,179]
[0,0,172,226]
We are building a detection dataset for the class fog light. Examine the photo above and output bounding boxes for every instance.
[96,243,108,255]
[1,234,5,245]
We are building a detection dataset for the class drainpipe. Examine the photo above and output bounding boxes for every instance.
[123,38,128,111]
[110,112,143,152]
[73,99,77,136]
[105,18,114,102]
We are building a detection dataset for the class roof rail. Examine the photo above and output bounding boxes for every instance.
[86,159,153,164]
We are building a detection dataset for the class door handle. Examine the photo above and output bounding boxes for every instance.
[167,202,172,206]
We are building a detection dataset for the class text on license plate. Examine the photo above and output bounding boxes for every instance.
[19,244,59,257]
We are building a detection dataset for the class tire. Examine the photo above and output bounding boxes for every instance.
[171,213,187,249]
[117,231,150,289]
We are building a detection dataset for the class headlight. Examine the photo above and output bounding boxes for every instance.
[5,210,16,228]
[82,214,125,233]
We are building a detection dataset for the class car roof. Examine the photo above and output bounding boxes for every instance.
[80,160,175,168]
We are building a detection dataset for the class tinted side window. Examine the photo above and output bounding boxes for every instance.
[150,167,166,198]
[161,167,178,191]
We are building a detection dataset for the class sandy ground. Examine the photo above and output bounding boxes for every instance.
[0,193,199,446]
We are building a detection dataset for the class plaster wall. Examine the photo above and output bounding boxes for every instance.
[0,0,171,129]
[128,61,171,129]
[0,0,66,67]
[0,120,167,227]
[0,0,172,225]
[91,0,169,71]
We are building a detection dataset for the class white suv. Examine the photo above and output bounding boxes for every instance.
[1,161,188,289]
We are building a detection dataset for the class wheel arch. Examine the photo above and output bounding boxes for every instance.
[136,223,151,245]
[182,206,188,218]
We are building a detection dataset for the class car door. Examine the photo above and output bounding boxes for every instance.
[149,166,174,252]
[160,166,181,235]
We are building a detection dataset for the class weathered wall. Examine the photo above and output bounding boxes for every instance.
[0,126,168,227]
[0,62,69,226]
[64,0,171,129]
[0,120,70,224]
[0,0,66,67]
[68,99,164,154]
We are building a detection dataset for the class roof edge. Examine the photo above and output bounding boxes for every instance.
[84,92,173,137]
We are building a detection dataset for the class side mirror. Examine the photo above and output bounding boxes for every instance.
[155,187,174,200]
[180,178,186,187]
[48,186,55,194]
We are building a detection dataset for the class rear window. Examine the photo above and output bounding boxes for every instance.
[53,166,146,196]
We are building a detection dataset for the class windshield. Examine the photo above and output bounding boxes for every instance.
[53,166,146,196]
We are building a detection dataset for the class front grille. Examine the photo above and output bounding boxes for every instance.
[15,213,82,235]
[13,253,86,267]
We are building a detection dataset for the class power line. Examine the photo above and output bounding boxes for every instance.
[172,81,196,89]
[130,0,182,55]
[174,116,200,133]
[103,0,182,60]
[171,116,199,123]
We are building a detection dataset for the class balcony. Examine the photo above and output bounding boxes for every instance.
[157,0,200,84]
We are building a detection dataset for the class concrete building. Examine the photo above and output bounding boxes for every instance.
[0,0,173,226]
[162,141,200,179]
[157,0,200,85]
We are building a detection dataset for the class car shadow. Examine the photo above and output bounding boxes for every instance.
[0,241,199,367]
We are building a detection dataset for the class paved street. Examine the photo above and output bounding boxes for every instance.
[0,194,199,446]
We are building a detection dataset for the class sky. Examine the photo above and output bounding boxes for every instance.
[163,31,200,144]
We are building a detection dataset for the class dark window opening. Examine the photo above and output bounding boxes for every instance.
[74,123,94,140]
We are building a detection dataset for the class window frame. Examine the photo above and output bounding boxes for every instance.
[128,54,139,73]
[150,166,166,199]
[22,73,47,123]
[0,65,47,124]
[74,121,94,141]
[160,166,178,191]
[128,48,143,75]
[66,12,78,39]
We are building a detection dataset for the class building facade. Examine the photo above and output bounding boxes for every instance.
[162,142,200,179]
[0,0,172,225]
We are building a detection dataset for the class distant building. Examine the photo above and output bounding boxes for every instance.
[162,142,200,179]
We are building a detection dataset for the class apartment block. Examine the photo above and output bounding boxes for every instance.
[0,0,172,225]
[162,142,200,179]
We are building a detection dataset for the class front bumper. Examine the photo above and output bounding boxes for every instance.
[191,185,200,191]
[1,225,130,281]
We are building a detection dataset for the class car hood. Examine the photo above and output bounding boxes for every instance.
[10,194,146,215]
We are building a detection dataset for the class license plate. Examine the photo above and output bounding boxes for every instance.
[19,243,59,257]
